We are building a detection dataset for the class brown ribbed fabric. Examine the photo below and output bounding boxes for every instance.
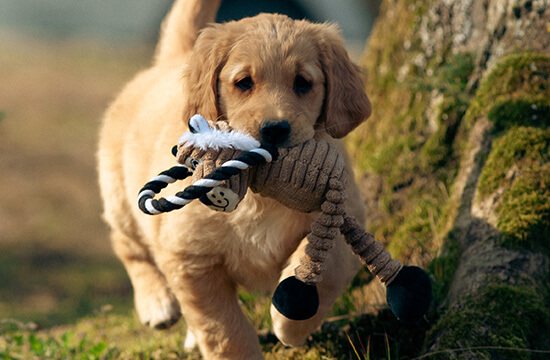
[340,216,402,285]
[176,134,403,287]
[250,139,347,213]
[295,178,346,284]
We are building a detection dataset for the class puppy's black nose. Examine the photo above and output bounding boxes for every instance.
[260,121,290,145]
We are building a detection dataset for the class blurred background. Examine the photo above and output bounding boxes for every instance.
[0,0,378,328]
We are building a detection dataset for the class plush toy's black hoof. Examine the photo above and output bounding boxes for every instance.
[272,276,319,321]
[386,266,432,325]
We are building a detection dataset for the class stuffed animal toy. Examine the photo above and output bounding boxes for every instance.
[138,115,432,324]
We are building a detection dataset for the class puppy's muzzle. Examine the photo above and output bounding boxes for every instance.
[260,120,290,146]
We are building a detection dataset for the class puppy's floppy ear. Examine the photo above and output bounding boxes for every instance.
[183,24,233,123]
[315,24,372,139]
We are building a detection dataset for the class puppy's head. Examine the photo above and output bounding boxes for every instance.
[183,14,371,146]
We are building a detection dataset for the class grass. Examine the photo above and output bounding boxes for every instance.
[1,293,429,359]
[0,256,426,359]
[1,311,192,360]
[1,329,113,360]
[0,247,133,327]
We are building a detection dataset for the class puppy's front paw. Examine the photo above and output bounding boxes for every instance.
[136,289,181,329]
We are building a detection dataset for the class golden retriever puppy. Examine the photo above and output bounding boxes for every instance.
[98,0,371,358]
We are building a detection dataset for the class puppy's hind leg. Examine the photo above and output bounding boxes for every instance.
[111,231,181,329]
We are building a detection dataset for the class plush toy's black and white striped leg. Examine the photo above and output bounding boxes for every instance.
[137,146,277,215]
[137,114,278,216]
[137,165,192,215]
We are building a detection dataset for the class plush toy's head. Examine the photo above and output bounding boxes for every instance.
[179,146,248,212]
[177,115,348,215]
[175,115,261,212]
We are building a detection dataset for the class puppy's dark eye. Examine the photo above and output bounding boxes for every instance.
[235,76,254,92]
[294,75,312,95]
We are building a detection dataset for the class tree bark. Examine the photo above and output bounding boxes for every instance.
[353,0,550,358]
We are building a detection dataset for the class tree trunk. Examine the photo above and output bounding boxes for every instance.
[353,0,550,358]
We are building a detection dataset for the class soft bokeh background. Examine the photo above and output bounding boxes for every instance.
[0,0,377,328]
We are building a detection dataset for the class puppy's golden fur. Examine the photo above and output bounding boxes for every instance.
[98,1,371,358]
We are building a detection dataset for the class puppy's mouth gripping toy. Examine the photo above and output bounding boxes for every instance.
[138,115,432,324]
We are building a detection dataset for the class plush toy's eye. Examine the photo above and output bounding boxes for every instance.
[185,158,202,170]
[294,75,312,95]
[235,76,254,92]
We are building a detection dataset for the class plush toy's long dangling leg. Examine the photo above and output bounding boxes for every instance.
[272,176,432,323]
[340,216,402,284]
[295,178,346,284]
[272,178,346,321]
[340,216,432,324]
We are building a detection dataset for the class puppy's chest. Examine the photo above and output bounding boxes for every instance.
[223,196,315,282]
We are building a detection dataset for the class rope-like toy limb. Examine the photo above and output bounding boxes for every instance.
[137,165,192,215]
[340,215,402,285]
[274,177,424,323]
[295,178,345,285]
[137,145,278,215]
[295,178,402,286]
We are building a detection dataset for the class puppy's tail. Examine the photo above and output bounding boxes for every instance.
[155,0,222,65]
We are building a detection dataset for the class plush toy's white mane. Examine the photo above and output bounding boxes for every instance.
[178,114,260,151]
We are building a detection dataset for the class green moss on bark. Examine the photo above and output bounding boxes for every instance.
[477,126,550,253]
[354,1,550,356]
[425,281,550,359]
[478,127,550,197]
[421,52,550,357]
[497,161,550,253]
[488,96,550,131]
[466,52,550,129]
[469,52,550,255]
[354,47,473,263]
